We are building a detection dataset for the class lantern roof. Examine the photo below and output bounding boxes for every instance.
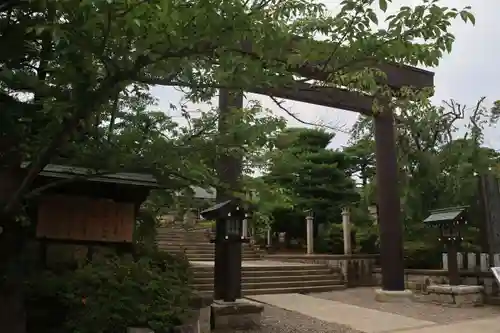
[200,199,246,220]
[423,206,468,226]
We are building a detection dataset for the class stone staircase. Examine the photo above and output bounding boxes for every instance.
[192,263,345,296]
[156,226,261,261]
[157,225,345,296]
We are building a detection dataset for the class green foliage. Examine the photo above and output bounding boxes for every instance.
[346,97,499,267]
[25,250,193,333]
[265,128,358,241]
[314,223,346,254]
[0,0,478,329]
[197,220,216,229]
[0,0,475,190]
[135,209,161,249]
[0,0,476,229]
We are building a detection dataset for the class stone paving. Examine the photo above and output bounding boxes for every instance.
[243,289,500,333]
[249,293,436,333]
[312,288,500,324]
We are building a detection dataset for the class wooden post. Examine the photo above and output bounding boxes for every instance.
[374,106,405,291]
[342,207,352,255]
[215,88,244,301]
[447,245,460,285]
[306,215,314,255]
[266,228,272,247]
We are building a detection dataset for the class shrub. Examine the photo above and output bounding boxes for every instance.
[25,249,194,333]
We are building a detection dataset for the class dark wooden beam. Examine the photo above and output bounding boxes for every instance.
[144,77,375,115]
[295,61,434,92]
[240,37,435,91]
[251,82,374,115]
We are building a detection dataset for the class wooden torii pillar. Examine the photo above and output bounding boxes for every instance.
[215,60,433,298]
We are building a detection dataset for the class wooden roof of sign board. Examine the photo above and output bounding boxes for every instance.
[28,164,161,188]
[423,206,469,225]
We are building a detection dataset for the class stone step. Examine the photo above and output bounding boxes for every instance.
[156,229,207,236]
[157,231,208,235]
[157,236,209,241]
[194,274,339,284]
[157,241,214,246]
[194,278,341,291]
[160,230,208,233]
[159,247,261,256]
[193,268,336,278]
[192,263,334,272]
[187,255,261,261]
[158,242,253,248]
[159,246,256,254]
[157,244,258,252]
[157,243,214,248]
[157,239,210,244]
[194,284,345,297]
[158,226,208,230]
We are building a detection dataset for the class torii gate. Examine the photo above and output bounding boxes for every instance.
[212,38,434,300]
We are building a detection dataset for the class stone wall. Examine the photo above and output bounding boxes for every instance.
[373,268,498,297]
[265,254,378,287]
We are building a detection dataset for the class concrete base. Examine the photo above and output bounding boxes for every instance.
[211,299,264,331]
[374,288,413,303]
[421,284,484,307]
[198,305,210,333]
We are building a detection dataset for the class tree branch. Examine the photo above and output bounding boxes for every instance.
[3,76,124,214]
[269,96,349,133]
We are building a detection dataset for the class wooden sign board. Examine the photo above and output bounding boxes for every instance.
[36,195,135,243]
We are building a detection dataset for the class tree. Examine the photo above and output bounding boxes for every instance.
[265,128,358,246]
[346,97,500,267]
[0,0,475,330]
[343,138,376,188]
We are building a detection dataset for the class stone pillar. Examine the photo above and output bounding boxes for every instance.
[342,207,352,255]
[242,218,248,238]
[266,228,272,247]
[306,215,314,254]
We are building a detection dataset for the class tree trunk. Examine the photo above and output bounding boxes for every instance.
[0,272,26,333]
[0,168,26,333]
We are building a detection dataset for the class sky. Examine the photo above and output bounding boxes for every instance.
[150,0,499,151]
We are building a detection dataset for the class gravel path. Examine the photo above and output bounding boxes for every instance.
[312,288,500,324]
[236,304,363,333]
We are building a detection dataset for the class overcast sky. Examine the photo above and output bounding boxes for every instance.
[150,0,499,151]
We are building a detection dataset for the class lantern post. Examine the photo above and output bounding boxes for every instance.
[200,199,250,301]
[423,206,468,285]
